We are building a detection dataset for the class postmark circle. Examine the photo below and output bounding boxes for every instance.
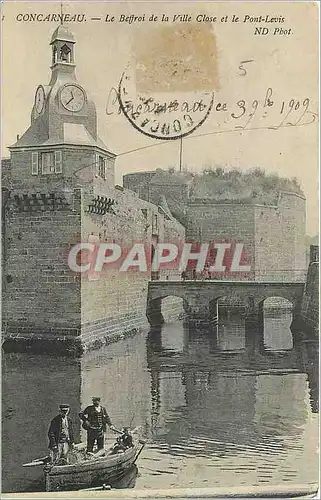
[117,68,214,141]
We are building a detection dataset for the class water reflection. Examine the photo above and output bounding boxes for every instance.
[297,339,319,414]
[217,311,246,351]
[143,311,318,489]
[2,308,319,492]
[263,308,293,351]
[2,355,81,492]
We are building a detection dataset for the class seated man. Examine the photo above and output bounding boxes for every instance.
[120,428,133,449]
[112,428,133,454]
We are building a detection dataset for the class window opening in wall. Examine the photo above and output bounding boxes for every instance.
[31,152,39,175]
[35,151,62,175]
[41,152,55,174]
[96,154,108,179]
[98,156,105,178]
[60,44,71,63]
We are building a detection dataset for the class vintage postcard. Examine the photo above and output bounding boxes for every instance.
[1,1,319,498]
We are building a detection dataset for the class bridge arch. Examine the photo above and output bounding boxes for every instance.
[256,291,298,309]
[148,290,190,303]
[150,292,188,302]
[261,296,294,309]
[147,294,188,327]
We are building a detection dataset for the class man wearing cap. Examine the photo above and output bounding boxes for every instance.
[79,397,116,453]
[48,404,74,463]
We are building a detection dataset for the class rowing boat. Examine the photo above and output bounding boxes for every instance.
[23,430,145,492]
[79,464,138,491]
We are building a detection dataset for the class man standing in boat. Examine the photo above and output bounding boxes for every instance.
[48,404,74,463]
[79,397,117,453]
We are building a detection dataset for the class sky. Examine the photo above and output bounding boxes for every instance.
[1,1,319,235]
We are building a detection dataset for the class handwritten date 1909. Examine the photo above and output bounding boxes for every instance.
[219,87,317,130]
[106,86,317,133]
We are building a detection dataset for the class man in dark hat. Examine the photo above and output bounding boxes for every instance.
[48,404,74,463]
[79,397,116,453]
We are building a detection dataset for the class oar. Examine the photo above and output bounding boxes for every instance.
[80,484,112,491]
[110,427,123,434]
[133,440,146,465]
[23,457,50,468]
[23,462,46,468]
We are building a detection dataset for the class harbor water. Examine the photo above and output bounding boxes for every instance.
[2,307,319,493]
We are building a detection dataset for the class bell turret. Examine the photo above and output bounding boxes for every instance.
[49,24,76,85]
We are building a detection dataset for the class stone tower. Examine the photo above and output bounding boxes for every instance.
[2,24,186,356]
[2,25,115,354]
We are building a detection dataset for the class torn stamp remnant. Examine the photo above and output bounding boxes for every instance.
[134,23,220,93]
[117,23,218,140]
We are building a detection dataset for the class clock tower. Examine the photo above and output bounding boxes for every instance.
[3,24,117,354]
[9,24,115,190]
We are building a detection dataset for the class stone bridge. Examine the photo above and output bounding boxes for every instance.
[147,280,305,326]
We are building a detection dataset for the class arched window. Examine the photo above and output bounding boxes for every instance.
[60,44,71,63]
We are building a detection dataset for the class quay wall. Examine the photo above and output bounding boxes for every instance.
[2,159,185,355]
[298,260,319,336]
[2,191,82,352]
[80,183,185,351]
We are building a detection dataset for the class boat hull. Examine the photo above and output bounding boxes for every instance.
[45,446,138,492]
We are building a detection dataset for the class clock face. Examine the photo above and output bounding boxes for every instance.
[35,86,45,114]
[60,84,86,112]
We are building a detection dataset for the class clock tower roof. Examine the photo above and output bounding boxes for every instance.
[50,24,75,44]
[10,121,110,153]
